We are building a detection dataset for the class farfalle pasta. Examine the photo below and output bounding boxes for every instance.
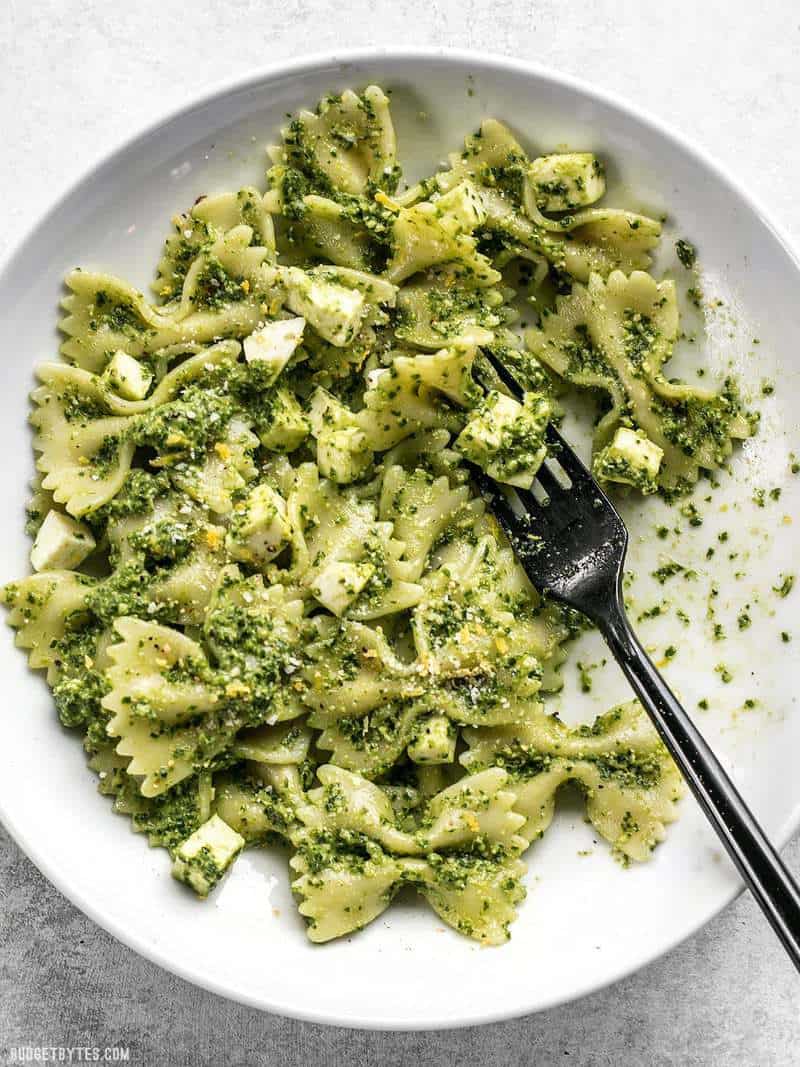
[7,83,761,945]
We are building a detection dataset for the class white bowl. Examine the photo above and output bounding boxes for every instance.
[1,48,798,1030]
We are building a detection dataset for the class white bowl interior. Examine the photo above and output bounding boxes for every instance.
[0,51,798,1028]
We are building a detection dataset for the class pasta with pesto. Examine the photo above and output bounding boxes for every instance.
[6,86,759,945]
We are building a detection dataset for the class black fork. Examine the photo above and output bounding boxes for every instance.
[474,351,800,971]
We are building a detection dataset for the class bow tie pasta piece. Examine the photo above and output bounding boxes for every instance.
[285,462,374,576]
[378,463,475,581]
[299,765,526,855]
[202,566,308,726]
[298,765,411,850]
[103,617,233,797]
[61,228,280,374]
[290,834,404,943]
[432,119,661,283]
[462,701,684,863]
[357,350,469,452]
[90,340,242,417]
[264,88,399,273]
[91,744,216,851]
[272,191,394,273]
[552,209,662,283]
[415,768,527,853]
[232,720,313,765]
[292,836,527,945]
[301,618,423,720]
[154,187,277,303]
[213,763,305,844]
[394,267,503,349]
[291,766,528,943]
[2,579,115,746]
[413,535,544,694]
[32,365,135,517]
[436,118,532,202]
[312,346,478,472]
[390,346,482,408]
[313,703,422,780]
[168,418,260,517]
[126,361,268,506]
[525,270,754,490]
[166,224,277,321]
[409,850,528,945]
[385,182,501,286]
[304,264,398,309]
[144,540,226,627]
[86,485,227,629]
[302,596,558,779]
[32,341,240,516]
[478,187,661,284]
[276,87,398,199]
[2,571,94,676]
[284,464,423,619]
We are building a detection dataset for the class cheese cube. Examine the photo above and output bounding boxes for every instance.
[317,426,373,484]
[258,388,309,453]
[307,386,352,437]
[226,483,292,565]
[307,387,374,483]
[243,317,305,383]
[310,559,375,616]
[30,510,96,572]
[408,716,457,764]
[171,814,244,897]
[455,390,551,489]
[102,351,153,401]
[433,180,487,237]
[529,153,606,212]
[283,267,366,347]
[593,426,664,495]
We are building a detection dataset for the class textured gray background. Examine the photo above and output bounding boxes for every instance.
[2,0,800,1062]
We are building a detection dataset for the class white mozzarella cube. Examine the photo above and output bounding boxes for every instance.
[317,426,373,485]
[30,510,96,572]
[407,716,457,764]
[455,390,550,489]
[258,388,309,452]
[243,317,305,383]
[529,152,606,211]
[433,180,487,236]
[593,426,664,494]
[283,267,367,347]
[609,427,664,477]
[102,350,153,401]
[225,483,292,565]
[171,814,245,897]
[310,559,375,616]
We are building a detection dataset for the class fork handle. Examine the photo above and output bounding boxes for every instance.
[599,603,800,972]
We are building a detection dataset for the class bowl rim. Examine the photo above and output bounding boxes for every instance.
[2,45,799,1030]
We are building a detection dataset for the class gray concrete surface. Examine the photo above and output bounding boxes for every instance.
[1,824,798,1063]
[2,0,800,1062]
